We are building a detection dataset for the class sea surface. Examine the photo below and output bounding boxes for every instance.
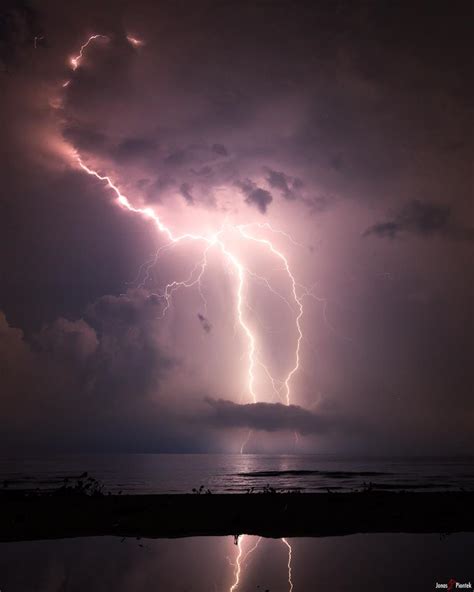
[1,453,473,494]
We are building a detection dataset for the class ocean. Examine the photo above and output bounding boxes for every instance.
[2,454,473,591]
[1,453,473,494]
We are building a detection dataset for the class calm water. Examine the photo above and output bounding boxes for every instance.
[1,454,473,493]
[2,455,473,590]
[1,533,472,591]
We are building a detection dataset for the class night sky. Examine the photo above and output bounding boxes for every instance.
[1,0,472,454]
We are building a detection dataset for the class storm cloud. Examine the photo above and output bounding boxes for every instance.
[204,398,353,435]
[0,0,472,455]
[363,200,474,241]
[236,179,273,214]
[197,313,212,334]
[0,291,181,450]
[264,168,301,201]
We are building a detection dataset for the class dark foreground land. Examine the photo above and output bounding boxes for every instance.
[1,491,473,541]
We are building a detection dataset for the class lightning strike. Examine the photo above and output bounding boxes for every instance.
[229,535,244,592]
[282,538,294,591]
[69,34,108,70]
[237,226,305,406]
[61,31,312,455]
[76,149,262,403]
[242,536,262,563]
[239,430,252,454]
[159,244,211,318]
[56,31,310,592]
[229,535,262,591]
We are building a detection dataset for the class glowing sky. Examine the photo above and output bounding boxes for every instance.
[0,0,472,454]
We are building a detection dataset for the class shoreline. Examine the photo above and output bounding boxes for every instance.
[1,491,473,542]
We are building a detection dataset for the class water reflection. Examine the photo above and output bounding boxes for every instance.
[0,533,471,591]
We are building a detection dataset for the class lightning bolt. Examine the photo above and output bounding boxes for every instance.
[282,538,294,592]
[158,243,212,318]
[63,34,308,418]
[75,152,263,407]
[229,535,244,592]
[236,225,304,407]
[229,535,262,592]
[55,33,309,591]
[230,535,293,591]
[239,430,252,454]
[69,34,108,70]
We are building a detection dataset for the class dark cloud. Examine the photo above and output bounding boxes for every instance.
[164,149,187,167]
[190,165,212,177]
[86,290,162,329]
[62,127,159,165]
[329,153,345,172]
[0,1,44,71]
[263,167,335,213]
[179,182,194,204]
[308,195,335,214]
[63,125,108,153]
[204,398,356,435]
[0,290,179,450]
[211,143,227,157]
[38,2,470,222]
[363,221,399,239]
[113,137,157,162]
[264,168,300,200]
[364,200,474,241]
[236,179,273,213]
[197,313,212,333]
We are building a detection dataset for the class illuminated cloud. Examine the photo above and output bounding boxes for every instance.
[0,1,472,455]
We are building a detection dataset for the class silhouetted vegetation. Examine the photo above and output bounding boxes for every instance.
[0,473,107,498]
[245,484,303,494]
[192,485,212,494]
[52,473,105,497]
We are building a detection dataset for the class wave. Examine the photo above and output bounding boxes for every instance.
[235,470,390,478]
